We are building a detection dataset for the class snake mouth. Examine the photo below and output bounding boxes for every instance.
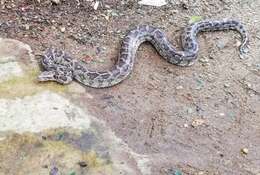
[38,71,56,82]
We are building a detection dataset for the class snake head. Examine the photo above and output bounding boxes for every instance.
[38,70,73,84]
[38,48,75,85]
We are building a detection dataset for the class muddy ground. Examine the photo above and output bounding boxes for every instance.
[0,0,260,174]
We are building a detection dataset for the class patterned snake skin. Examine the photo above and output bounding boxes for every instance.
[38,19,249,88]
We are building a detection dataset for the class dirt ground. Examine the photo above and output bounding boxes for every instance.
[0,0,260,174]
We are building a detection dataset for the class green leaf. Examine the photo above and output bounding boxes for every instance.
[189,16,203,23]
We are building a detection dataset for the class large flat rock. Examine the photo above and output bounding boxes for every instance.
[0,38,151,175]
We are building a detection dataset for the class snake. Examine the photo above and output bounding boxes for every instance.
[38,19,249,88]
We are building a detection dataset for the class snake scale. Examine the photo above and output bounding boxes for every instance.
[38,19,249,88]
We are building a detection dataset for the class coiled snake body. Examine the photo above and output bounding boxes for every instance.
[38,19,249,88]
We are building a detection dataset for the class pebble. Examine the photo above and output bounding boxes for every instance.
[187,108,193,114]
[60,27,66,33]
[202,63,210,66]
[181,3,188,10]
[195,80,204,90]
[197,171,205,175]
[78,161,88,167]
[208,53,215,59]
[51,0,61,5]
[245,82,252,88]
[224,83,230,88]
[216,39,228,49]
[93,1,100,10]
[176,85,183,90]
[191,119,205,127]
[111,10,120,17]
[138,0,167,6]
[24,24,30,30]
[219,113,225,116]
[199,57,209,63]
[103,15,109,21]
[241,148,249,155]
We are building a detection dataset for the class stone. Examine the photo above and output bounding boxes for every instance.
[138,0,167,7]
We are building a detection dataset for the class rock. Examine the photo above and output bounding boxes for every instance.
[195,78,204,90]
[181,2,188,10]
[0,90,152,174]
[176,85,183,90]
[191,119,205,127]
[199,57,209,63]
[24,24,30,30]
[0,62,24,83]
[93,1,100,10]
[224,83,230,88]
[245,82,252,88]
[187,108,193,114]
[0,91,91,132]
[78,161,88,167]
[0,38,35,83]
[216,38,229,50]
[51,0,60,5]
[0,38,151,175]
[183,123,189,128]
[219,113,225,116]
[60,26,66,33]
[0,38,35,63]
[138,0,167,7]
[241,148,249,155]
